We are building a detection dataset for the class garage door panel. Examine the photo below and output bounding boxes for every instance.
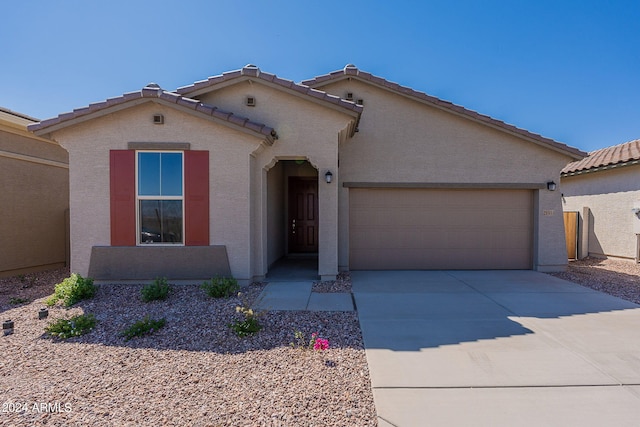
[349,189,533,270]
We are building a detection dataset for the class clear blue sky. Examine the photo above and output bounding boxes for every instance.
[2,0,638,152]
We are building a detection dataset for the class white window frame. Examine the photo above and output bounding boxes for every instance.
[135,150,185,246]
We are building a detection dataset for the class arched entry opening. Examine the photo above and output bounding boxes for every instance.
[265,159,319,280]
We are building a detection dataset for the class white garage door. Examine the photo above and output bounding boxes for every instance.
[349,188,533,270]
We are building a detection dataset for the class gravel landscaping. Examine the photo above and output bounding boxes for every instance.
[550,257,640,304]
[0,268,376,427]
[3,258,639,426]
[312,272,352,293]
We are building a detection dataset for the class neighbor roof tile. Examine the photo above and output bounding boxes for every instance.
[562,139,640,174]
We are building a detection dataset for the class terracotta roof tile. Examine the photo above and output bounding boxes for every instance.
[302,65,586,159]
[244,121,266,133]
[28,83,275,143]
[307,88,326,99]
[222,70,242,80]
[176,65,363,115]
[176,97,199,108]
[210,109,229,121]
[195,103,214,115]
[122,91,142,102]
[227,114,248,126]
[562,139,640,174]
[258,70,276,82]
[159,91,180,103]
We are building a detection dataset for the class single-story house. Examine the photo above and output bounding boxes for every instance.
[28,64,586,283]
[561,139,640,262]
[1,107,69,277]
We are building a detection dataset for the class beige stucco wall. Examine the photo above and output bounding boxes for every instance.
[316,79,574,272]
[50,102,262,280]
[561,165,640,260]
[266,161,285,266]
[0,127,69,277]
[45,73,579,281]
[198,82,356,279]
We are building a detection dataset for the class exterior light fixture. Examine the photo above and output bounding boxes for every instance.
[325,170,333,184]
[547,181,557,191]
[38,308,49,320]
[3,320,14,336]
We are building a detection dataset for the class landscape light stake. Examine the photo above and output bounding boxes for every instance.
[3,320,14,335]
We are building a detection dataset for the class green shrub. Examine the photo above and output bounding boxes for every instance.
[141,277,172,302]
[229,316,262,337]
[120,316,166,341]
[45,314,96,339]
[45,273,96,307]
[8,297,30,305]
[229,292,263,337]
[201,276,239,298]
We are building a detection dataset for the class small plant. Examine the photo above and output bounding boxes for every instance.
[45,313,96,339]
[45,273,96,307]
[141,277,172,302]
[290,330,330,351]
[229,292,264,337]
[201,276,240,298]
[8,297,30,305]
[120,316,166,341]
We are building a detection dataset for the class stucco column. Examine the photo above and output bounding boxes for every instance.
[535,186,569,272]
[318,165,339,280]
[579,206,591,259]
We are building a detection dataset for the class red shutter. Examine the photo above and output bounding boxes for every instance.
[110,150,136,246]
[185,150,209,246]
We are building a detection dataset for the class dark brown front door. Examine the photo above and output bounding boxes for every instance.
[288,177,318,253]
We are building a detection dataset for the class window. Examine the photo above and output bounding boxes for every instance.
[110,149,208,246]
[137,151,183,244]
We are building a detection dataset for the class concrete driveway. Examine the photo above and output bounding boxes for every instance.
[352,270,640,427]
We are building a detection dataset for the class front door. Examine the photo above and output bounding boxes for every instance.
[288,177,319,253]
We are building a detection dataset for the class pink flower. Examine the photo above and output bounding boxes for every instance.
[313,338,329,351]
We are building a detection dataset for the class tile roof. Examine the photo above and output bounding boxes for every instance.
[562,139,640,175]
[28,83,277,143]
[176,64,363,115]
[302,64,587,160]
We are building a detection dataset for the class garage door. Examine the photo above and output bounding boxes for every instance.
[349,188,533,270]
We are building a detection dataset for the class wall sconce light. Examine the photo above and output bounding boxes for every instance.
[547,181,557,191]
[325,170,333,184]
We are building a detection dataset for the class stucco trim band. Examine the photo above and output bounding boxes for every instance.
[128,142,191,150]
[342,182,546,189]
[0,149,69,169]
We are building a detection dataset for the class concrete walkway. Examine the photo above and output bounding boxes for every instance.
[254,281,354,311]
[255,257,354,311]
[352,270,640,427]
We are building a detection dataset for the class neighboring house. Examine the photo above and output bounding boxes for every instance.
[28,64,585,283]
[1,107,69,277]
[561,139,640,261]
